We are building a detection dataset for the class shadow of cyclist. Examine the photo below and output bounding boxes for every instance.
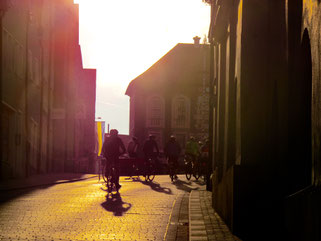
[172,179,199,192]
[138,180,173,195]
[101,193,132,216]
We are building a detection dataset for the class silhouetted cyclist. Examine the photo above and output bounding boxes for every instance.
[164,135,181,180]
[185,136,199,165]
[102,129,126,190]
[143,134,160,172]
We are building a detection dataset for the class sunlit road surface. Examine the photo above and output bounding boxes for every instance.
[0,175,203,240]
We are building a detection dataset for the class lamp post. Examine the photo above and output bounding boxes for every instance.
[0,0,9,180]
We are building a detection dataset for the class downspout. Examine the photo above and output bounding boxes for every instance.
[207,1,215,191]
[208,38,215,191]
[25,3,30,177]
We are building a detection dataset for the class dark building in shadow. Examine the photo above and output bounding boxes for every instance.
[125,38,210,150]
[1,0,96,179]
[205,0,321,240]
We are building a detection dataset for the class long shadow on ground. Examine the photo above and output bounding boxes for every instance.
[0,174,94,204]
[172,178,201,192]
[101,192,132,216]
[139,179,173,195]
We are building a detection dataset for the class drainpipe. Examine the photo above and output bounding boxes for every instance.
[208,36,215,191]
[25,4,31,177]
[38,18,44,174]
[0,0,9,180]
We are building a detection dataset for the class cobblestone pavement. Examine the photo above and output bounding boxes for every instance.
[0,175,203,240]
[189,191,242,241]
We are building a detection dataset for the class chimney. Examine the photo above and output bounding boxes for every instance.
[193,36,201,46]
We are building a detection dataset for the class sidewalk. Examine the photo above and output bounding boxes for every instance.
[189,190,242,241]
[0,173,97,191]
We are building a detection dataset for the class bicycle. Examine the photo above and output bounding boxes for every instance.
[104,162,119,193]
[129,158,141,179]
[193,160,201,180]
[98,157,108,183]
[144,158,156,182]
[184,155,193,180]
[168,158,178,182]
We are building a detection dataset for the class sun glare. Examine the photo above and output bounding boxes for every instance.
[77,0,210,133]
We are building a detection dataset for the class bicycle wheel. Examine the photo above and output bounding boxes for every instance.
[168,163,174,182]
[185,161,192,180]
[102,165,108,183]
[104,166,112,192]
[193,170,200,180]
[131,164,140,179]
[185,171,192,180]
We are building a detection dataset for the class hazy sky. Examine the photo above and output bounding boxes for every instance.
[76,0,210,134]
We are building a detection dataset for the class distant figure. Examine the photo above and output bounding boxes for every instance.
[127,136,139,158]
[200,139,209,161]
[185,136,200,164]
[143,134,160,172]
[102,129,126,190]
[143,134,159,161]
[164,135,181,179]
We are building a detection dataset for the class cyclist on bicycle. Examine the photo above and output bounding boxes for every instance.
[185,136,200,165]
[127,136,139,158]
[127,136,140,177]
[102,129,126,190]
[164,135,181,180]
[143,134,159,171]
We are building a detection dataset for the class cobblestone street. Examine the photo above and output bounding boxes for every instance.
[0,175,203,240]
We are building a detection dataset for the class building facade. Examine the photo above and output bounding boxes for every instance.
[1,0,96,179]
[206,0,321,240]
[125,39,210,151]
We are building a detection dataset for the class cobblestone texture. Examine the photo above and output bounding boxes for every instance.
[0,175,203,241]
[189,190,242,241]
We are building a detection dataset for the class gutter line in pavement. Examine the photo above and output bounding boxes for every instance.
[163,194,178,240]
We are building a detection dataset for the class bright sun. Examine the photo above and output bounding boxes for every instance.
[76,0,210,134]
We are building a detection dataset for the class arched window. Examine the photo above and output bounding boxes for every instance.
[146,95,165,127]
[172,95,190,128]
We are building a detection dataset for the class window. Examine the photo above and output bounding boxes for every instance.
[172,95,190,128]
[146,95,165,128]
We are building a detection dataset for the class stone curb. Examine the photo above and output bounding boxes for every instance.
[189,190,242,241]
[189,190,207,241]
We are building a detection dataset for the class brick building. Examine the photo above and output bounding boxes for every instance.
[1,0,96,179]
[125,38,210,151]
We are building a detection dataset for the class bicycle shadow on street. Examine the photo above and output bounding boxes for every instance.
[139,180,173,195]
[192,179,206,186]
[172,179,200,192]
[101,192,132,216]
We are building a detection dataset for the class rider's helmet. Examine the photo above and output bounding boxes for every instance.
[110,129,118,137]
[170,135,176,140]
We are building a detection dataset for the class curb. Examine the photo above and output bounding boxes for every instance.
[189,190,208,241]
